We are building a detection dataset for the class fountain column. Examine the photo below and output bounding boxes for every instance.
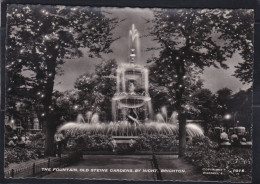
[122,68,126,92]
[116,69,120,93]
[144,68,149,95]
[112,99,117,122]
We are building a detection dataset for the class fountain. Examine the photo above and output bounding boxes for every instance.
[112,24,153,124]
[57,24,204,149]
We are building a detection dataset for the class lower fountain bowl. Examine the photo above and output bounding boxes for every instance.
[112,95,151,108]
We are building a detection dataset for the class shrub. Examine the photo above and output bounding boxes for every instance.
[134,134,178,152]
[28,132,45,149]
[73,134,114,152]
[70,133,178,153]
[5,147,40,167]
[185,136,252,181]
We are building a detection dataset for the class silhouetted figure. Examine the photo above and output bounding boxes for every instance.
[231,132,239,146]
[220,131,231,146]
[55,132,64,157]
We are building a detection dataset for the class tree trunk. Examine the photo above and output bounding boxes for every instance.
[44,120,56,156]
[174,53,186,157]
[43,47,58,156]
[43,68,56,156]
[178,113,186,157]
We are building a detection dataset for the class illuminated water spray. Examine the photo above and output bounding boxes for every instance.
[129,24,140,63]
[57,24,204,138]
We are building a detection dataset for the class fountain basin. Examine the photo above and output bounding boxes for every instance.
[113,95,151,109]
[58,121,203,137]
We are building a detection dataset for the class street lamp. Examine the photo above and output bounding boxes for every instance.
[224,114,231,120]
[224,114,232,132]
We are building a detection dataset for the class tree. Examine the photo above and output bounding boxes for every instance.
[216,88,233,118]
[215,88,235,130]
[217,10,254,84]
[149,9,253,157]
[74,59,117,121]
[231,89,252,131]
[6,5,119,156]
[149,60,203,114]
[192,89,218,135]
[52,90,81,124]
[214,88,252,134]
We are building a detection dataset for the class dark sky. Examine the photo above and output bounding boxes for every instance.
[54,7,251,93]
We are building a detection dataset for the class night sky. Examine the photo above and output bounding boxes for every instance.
[52,7,252,93]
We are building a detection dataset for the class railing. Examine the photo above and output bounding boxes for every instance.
[4,152,82,178]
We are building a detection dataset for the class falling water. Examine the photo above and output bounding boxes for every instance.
[186,123,204,137]
[57,121,204,137]
[76,112,100,124]
[155,113,165,123]
[86,111,93,124]
[90,113,99,124]
[161,106,168,122]
[169,111,178,124]
[147,101,154,120]
[76,114,85,123]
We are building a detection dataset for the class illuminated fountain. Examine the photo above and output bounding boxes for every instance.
[57,25,204,145]
[112,24,153,123]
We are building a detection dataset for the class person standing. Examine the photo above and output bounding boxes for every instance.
[54,132,64,157]
[231,131,239,145]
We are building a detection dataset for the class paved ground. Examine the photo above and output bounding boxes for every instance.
[43,155,206,181]
[156,155,207,181]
